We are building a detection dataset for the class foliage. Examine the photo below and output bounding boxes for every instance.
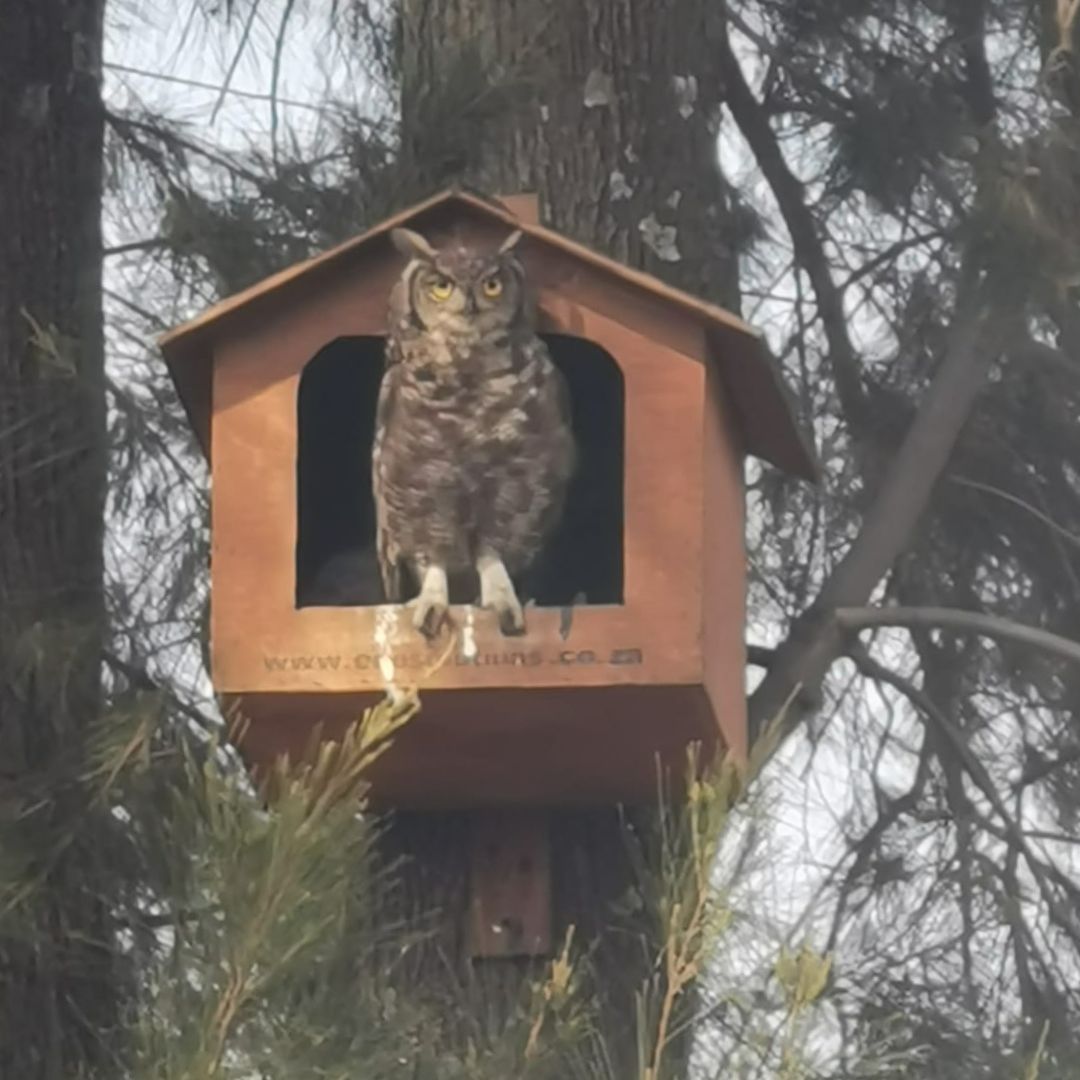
[4,0,1080,1074]
[5,645,818,1078]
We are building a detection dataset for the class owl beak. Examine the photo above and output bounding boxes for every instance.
[465,293,479,314]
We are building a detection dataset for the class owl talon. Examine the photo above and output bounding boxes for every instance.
[497,603,526,636]
[413,599,450,639]
[412,564,450,640]
[478,550,526,636]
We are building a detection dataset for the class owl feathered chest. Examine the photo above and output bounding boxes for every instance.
[376,329,562,469]
[372,323,575,575]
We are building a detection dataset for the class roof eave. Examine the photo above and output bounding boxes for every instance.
[158,187,818,484]
[707,327,819,484]
[158,187,762,358]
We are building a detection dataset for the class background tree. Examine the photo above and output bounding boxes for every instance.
[704,2,1080,1072]
[0,2,126,1075]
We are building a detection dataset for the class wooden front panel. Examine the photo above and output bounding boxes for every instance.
[211,270,709,696]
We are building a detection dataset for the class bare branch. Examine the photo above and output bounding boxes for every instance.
[846,644,1080,949]
[836,605,1080,667]
[717,19,866,424]
[269,0,299,161]
[949,475,1080,551]
[211,0,264,124]
[104,238,167,258]
[748,285,1000,738]
[104,61,326,114]
[746,644,775,669]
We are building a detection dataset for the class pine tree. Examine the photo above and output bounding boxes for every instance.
[0,2,124,1075]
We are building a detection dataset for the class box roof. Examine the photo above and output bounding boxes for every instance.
[159,188,817,481]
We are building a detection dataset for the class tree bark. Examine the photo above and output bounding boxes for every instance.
[0,2,114,1075]
[398,0,742,306]
[387,1,741,1073]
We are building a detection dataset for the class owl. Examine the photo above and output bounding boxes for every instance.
[372,225,577,639]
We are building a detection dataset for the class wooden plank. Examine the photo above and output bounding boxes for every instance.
[228,684,721,809]
[701,356,749,763]
[159,189,758,355]
[706,328,818,482]
[495,192,540,224]
[467,811,551,957]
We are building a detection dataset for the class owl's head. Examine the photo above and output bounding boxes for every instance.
[389,227,528,335]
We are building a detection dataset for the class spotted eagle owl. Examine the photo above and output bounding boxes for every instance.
[372,225,576,638]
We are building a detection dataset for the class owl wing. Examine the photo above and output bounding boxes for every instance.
[550,355,574,458]
[520,335,577,537]
[524,336,575,472]
[372,350,405,602]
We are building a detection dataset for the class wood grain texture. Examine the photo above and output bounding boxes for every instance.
[494,192,540,224]
[196,220,755,808]
[467,812,551,957]
[211,296,707,697]
[703,350,749,761]
[228,684,719,808]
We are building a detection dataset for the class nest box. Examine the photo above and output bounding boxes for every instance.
[160,189,815,810]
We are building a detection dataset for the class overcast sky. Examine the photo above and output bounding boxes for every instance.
[104,0,370,150]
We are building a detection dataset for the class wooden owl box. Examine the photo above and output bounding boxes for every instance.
[160,189,815,809]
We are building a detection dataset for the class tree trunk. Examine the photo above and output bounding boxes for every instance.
[0,2,113,1075]
[398,0,741,307]
[388,2,740,1074]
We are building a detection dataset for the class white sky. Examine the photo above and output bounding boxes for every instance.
[105,0,371,150]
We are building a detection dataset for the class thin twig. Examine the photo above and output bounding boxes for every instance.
[210,0,264,123]
[847,643,1080,947]
[105,61,324,113]
[269,0,299,161]
[104,237,168,258]
[949,475,1080,551]
[835,605,1080,666]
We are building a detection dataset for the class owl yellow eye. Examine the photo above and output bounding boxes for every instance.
[427,276,453,302]
[482,276,503,298]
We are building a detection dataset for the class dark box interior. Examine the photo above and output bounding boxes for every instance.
[296,334,625,609]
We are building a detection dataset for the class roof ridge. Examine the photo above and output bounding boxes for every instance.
[158,188,760,352]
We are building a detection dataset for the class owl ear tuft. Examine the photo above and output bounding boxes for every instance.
[497,229,523,256]
[391,227,437,262]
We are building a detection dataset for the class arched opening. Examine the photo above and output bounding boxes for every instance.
[295,337,385,606]
[295,334,624,608]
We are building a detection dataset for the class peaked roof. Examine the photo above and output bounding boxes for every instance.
[159,188,817,481]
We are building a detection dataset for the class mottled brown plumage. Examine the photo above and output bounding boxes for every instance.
[372,226,576,637]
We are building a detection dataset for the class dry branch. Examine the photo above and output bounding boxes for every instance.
[717,20,866,424]
[835,605,1080,666]
[748,286,999,739]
